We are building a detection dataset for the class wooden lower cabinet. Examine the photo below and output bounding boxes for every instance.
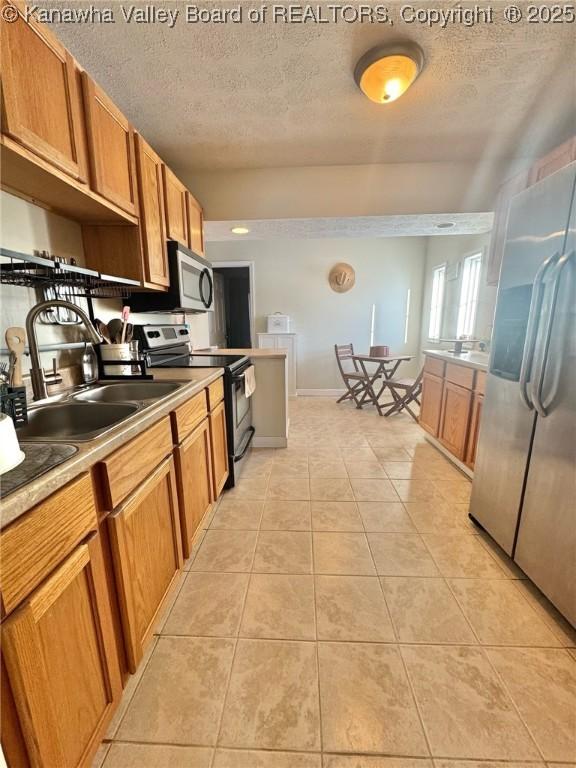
[175,417,213,558]
[438,381,473,461]
[465,393,484,469]
[108,456,182,673]
[419,372,444,436]
[209,400,229,498]
[2,533,122,768]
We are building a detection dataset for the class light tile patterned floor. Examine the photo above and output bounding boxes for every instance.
[97,397,576,768]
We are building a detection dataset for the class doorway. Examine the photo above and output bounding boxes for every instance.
[209,263,255,348]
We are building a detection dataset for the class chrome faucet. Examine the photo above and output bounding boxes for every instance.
[26,299,103,400]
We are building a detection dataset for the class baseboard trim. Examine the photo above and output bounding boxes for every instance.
[253,436,288,448]
[424,434,474,479]
[296,388,345,397]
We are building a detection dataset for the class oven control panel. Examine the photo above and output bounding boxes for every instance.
[134,324,191,350]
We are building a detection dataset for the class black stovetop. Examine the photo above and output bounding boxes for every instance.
[148,353,247,371]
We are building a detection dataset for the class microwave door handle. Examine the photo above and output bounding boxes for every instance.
[199,269,213,308]
[531,250,574,417]
[518,252,558,409]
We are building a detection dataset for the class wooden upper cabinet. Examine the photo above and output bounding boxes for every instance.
[108,457,182,672]
[187,191,205,256]
[0,0,88,181]
[81,74,138,216]
[163,166,189,244]
[529,137,576,186]
[135,134,169,288]
[2,534,122,768]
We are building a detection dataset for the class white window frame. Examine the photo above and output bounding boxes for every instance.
[428,263,446,341]
[456,251,483,338]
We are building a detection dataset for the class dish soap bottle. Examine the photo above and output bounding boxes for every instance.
[82,342,98,384]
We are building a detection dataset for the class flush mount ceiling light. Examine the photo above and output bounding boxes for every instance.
[231,226,250,235]
[354,42,424,104]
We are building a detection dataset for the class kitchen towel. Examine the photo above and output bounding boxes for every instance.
[244,365,256,398]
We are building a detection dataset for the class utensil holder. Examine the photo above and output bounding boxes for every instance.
[0,386,28,427]
[99,343,133,377]
[96,345,152,380]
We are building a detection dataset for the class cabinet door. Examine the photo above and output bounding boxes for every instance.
[174,418,213,559]
[2,534,121,768]
[209,400,229,499]
[439,381,473,461]
[108,457,183,672]
[135,134,169,288]
[82,74,138,216]
[257,335,276,350]
[1,1,88,181]
[163,166,189,244]
[528,137,576,185]
[187,192,205,256]
[465,393,484,469]
[486,169,529,286]
[419,372,444,436]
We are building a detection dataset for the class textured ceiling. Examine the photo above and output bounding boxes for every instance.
[205,212,494,240]
[40,1,575,171]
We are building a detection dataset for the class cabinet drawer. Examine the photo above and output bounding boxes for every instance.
[475,370,487,395]
[445,362,475,390]
[0,473,97,616]
[207,378,224,411]
[424,356,445,378]
[98,417,173,509]
[171,390,208,443]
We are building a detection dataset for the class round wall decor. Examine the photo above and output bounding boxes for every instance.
[329,263,355,293]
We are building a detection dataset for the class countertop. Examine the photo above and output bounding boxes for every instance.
[0,368,223,530]
[423,349,489,371]
[196,347,288,359]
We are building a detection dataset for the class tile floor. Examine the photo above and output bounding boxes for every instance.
[96,397,576,768]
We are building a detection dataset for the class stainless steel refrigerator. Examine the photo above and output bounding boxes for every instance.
[470,160,576,627]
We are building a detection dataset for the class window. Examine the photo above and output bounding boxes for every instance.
[404,288,411,344]
[428,264,446,340]
[457,252,482,338]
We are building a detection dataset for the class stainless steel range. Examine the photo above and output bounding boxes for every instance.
[135,324,254,488]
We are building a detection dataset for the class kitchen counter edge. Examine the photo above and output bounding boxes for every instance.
[422,349,489,372]
[0,368,224,529]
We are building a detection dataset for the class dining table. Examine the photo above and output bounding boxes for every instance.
[351,353,414,414]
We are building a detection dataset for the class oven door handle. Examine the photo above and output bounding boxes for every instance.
[234,426,255,462]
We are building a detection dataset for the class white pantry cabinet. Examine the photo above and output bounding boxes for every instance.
[257,332,297,397]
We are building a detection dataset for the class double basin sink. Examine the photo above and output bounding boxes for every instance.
[17,381,183,442]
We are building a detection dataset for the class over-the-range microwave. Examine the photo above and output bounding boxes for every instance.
[130,241,214,313]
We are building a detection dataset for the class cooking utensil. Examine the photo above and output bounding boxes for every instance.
[125,323,134,343]
[107,319,123,344]
[5,327,26,387]
[94,319,112,344]
[120,306,130,344]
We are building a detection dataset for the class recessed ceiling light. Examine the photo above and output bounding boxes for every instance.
[354,42,424,104]
[231,226,250,235]
[436,222,455,229]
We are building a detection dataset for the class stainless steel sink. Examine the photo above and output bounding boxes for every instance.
[73,381,182,403]
[17,402,140,442]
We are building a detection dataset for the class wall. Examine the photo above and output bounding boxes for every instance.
[206,237,427,392]
[183,161,501,222]
[419,232,496,348]
[0,192,210,377]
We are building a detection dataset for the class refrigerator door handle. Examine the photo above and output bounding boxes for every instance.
[518,252,559,409]
[531,250,574,417]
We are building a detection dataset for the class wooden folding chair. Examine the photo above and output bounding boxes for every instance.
[382,369,423,421]
[334,344,369,407]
